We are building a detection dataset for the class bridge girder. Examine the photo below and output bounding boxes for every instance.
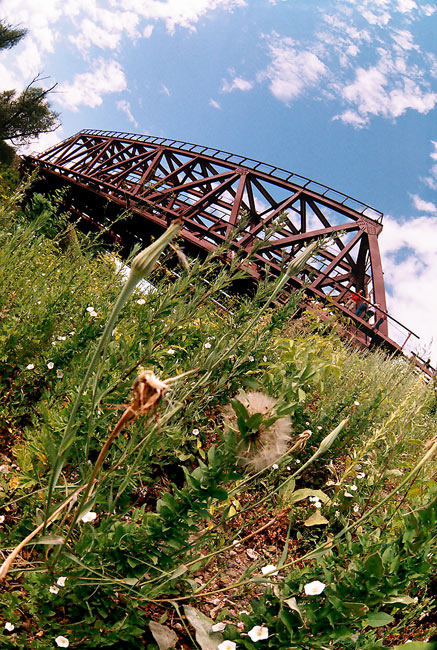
[26,129,391,342]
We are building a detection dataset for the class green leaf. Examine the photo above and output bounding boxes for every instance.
[304,511,329,526]
[289,488,331,504]
[364,553,384,579]
[393,641,437,650]
[149,621,178,650]
[183,605,222,650]
[27,535,65,545]
[283,597,303,620]
[364,612,394,627]
[384,594,416,605]
[298,388,306,402]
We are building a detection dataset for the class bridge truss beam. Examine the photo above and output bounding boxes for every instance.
[26,129,414,356]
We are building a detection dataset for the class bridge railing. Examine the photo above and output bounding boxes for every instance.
[78,129,384,223]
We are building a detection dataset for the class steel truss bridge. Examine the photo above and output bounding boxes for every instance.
[24,129,433,377]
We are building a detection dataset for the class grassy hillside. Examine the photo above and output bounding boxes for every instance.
[0,169,436,649]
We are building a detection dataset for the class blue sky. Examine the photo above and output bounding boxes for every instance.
[1,0,436,363]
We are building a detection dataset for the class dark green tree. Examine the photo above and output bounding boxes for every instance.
[0,20,59,147]
[0,20,27,50]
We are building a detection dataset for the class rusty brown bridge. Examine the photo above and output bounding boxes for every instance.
[24,129,434,378]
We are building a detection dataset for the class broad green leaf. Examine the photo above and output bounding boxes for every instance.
[385,594,416,605]
[289,488,331,504]
[27,535,65,545]
[304,511,329,526]
[364,553,384,579]
[364,612,394,627]
[183,605,223,650]
[149,621,178,650]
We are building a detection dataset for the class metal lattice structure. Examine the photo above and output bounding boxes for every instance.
[26,128,424,361]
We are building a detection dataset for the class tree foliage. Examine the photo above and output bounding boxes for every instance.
[0,20,59,146]
[0,20,27,50]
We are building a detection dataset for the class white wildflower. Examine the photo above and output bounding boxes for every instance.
[192,428,200,436]
[218,642,236,650]
[204,342,212,349]
[354,400,360,406]
[272,463,279,470]
[89,310,97,318]
[56,576,67,587]
[0,515,5,523]
[4,622,14,631]
[304,580,326,595]
[356,472,366,479]
[344,491,353,498]
[212,622,227,632]
[295,459,301,464]
[232,540,241,547]
[248,356,254,362]
[86,306,94,312]
[263,356,267,362]
[136,298,146,305]
[55,637,70,648]
[57,335,66,341]
[167,348,175,355]
[349,484,358,491]
[286,466,291,471]
[335,510,340,517]
[261,564,278,576]
[49,585,59,594]
[26,364,35,370]
[47,362,54,370]
[313,500,322,509]
[248,625,269,641]
[81,511,97,523]
[353,505,360,513]
[56,370,64,379]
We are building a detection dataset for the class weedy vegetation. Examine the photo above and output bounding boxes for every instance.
[0,168,436,649]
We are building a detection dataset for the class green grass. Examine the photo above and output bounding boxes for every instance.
[0,170,436,649]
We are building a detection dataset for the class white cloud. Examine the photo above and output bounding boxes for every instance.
[380,214,437,364]
[222,76,254,92]
[117,100,138,127]
[410,194,437,213]
[422,141,437,190]
[209,98,222,109]
[115,0,247,35]
[397,0,417,12]
[334,51,437,126]
[56,59,127,111]
[260,37,327,103]
[143,24,154,38]
[18,128,64,156]
[361,9,391,26]
[391,29,418,51]
[161,84,171,96]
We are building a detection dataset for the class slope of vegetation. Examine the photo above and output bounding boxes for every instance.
[0,169,436,650]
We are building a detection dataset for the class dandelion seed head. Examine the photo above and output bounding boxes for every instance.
[222,391,292,472]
